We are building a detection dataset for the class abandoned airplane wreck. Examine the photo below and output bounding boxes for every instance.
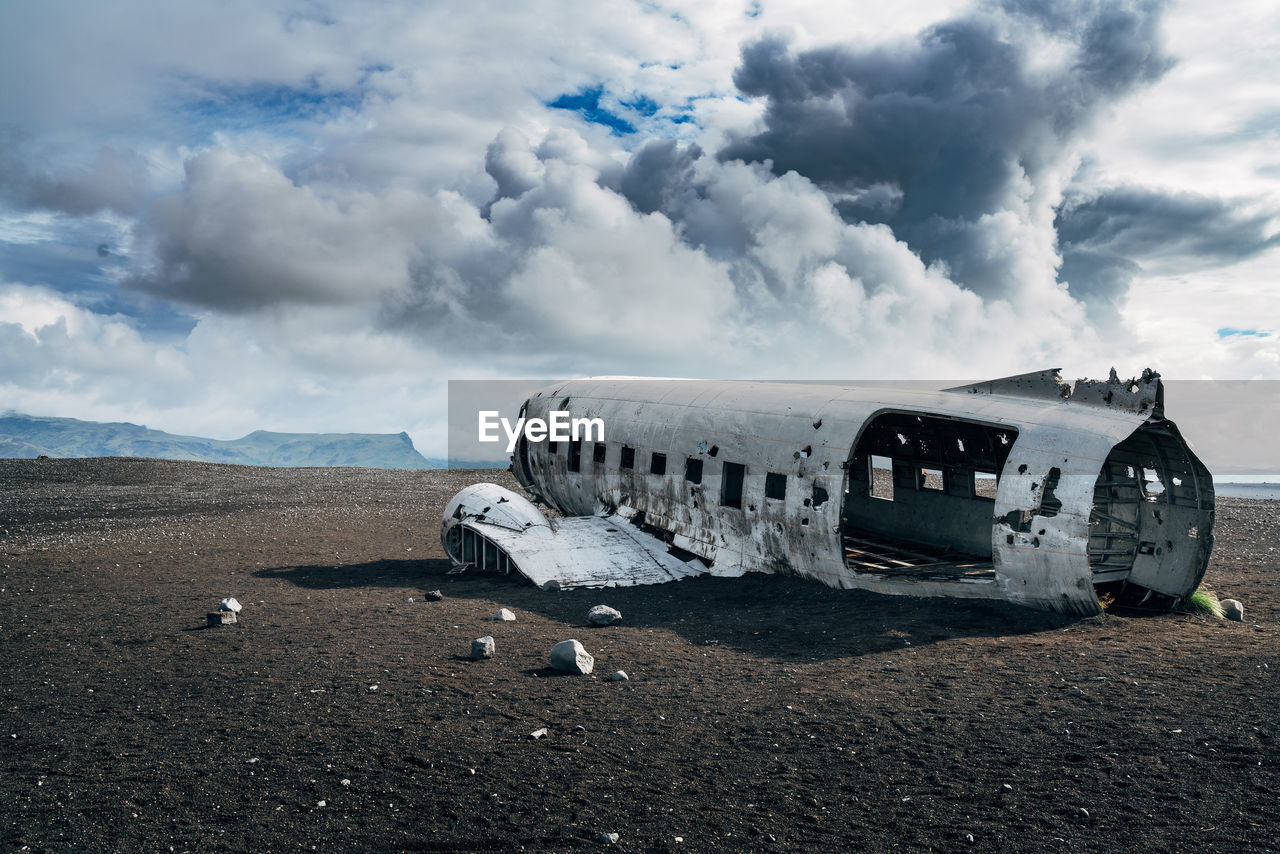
[442,370,1215,616]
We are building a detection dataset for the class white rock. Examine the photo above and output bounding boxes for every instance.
[550,639,595,674]
[599,832,619,844]
[488,608,516,622]
[472,636,496,660]
[219,597,242,613]
[587,605,622,626]
[316,800,326,807]
[1222,599,1244,621]
[530,728,548,740]
[607,670,629,682]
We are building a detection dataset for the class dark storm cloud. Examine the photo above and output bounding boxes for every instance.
[1056,186,1280,320]
[717,0,1174,303]
[1056,187,1280,264]
[0,127,147,216]
[619,139,703,216]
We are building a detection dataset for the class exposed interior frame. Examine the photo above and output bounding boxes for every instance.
[841,411,1017,579]
[1089,419,1215,607]
[444,522,515,576]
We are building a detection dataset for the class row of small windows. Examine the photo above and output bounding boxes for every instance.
[547,440,783,511]
[858,453,999,502]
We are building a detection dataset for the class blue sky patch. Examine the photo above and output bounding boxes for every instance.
[547,86,636,135]
[1217,327,1271,338]
[179,81,364,134]
[620,94,660,117]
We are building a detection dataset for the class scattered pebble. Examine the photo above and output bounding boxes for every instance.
[1002,784,1013,792]
[607,670,629,682]
[551,639,595,674]
[471,636,496,660]
[487,608,516,622]
[316,800,326,807]
[219,597,242,613]
[587,605,622,626]
[599,832,619,844]
[1079,807,1090,818]
[530,728,548,740]
[1068,686,1084,697]
[964,833,975,843]
[1222,598,1245,621]
[341,779,350,786]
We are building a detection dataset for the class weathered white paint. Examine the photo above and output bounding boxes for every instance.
[442,369,1215,615]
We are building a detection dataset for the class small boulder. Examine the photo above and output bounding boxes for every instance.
[425,590,444,601]
[219,597,242,613]
[207,611,236,627]
[550,639,594,675]
[471,636,495,660]
[607,670,629,682]
[599,832,619,844]
[1222,599,1244,621]
[587,605,622,626]
[488,608,516,622]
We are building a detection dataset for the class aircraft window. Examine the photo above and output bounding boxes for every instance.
[568,439,582,473]
[593,442,607,465]
[650,452,667,476]
[765,472,786,500]
[975,471,998,500]
[869,455,893,501]
[685,458,703,484]
[721,462,745,509]
[621,446,635,469]
[919,467,943,491]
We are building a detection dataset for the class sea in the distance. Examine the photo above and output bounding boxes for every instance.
[1214,475,1280,500]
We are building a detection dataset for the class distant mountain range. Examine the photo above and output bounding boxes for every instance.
[0,412,442,469]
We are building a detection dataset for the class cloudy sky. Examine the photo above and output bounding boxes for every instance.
[1,0,1277,457]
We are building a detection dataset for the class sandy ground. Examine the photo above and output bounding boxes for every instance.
[0,458,1276,853]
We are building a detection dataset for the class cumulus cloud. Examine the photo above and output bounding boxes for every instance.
[718,0,1173,310]
[129,148,459,311]
[0,128,148,216]
[1057,185,1280,319]
[3,0,1279,450]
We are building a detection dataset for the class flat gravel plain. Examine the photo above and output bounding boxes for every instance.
[1,458,1276,852]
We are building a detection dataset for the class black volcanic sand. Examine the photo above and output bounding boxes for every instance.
[1,458,1276,853]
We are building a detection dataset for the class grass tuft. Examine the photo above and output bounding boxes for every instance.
[1179,586,1225,619]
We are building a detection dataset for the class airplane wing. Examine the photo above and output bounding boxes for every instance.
[441,483,708,589]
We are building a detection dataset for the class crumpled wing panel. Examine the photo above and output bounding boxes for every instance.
[469,515,708,589]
